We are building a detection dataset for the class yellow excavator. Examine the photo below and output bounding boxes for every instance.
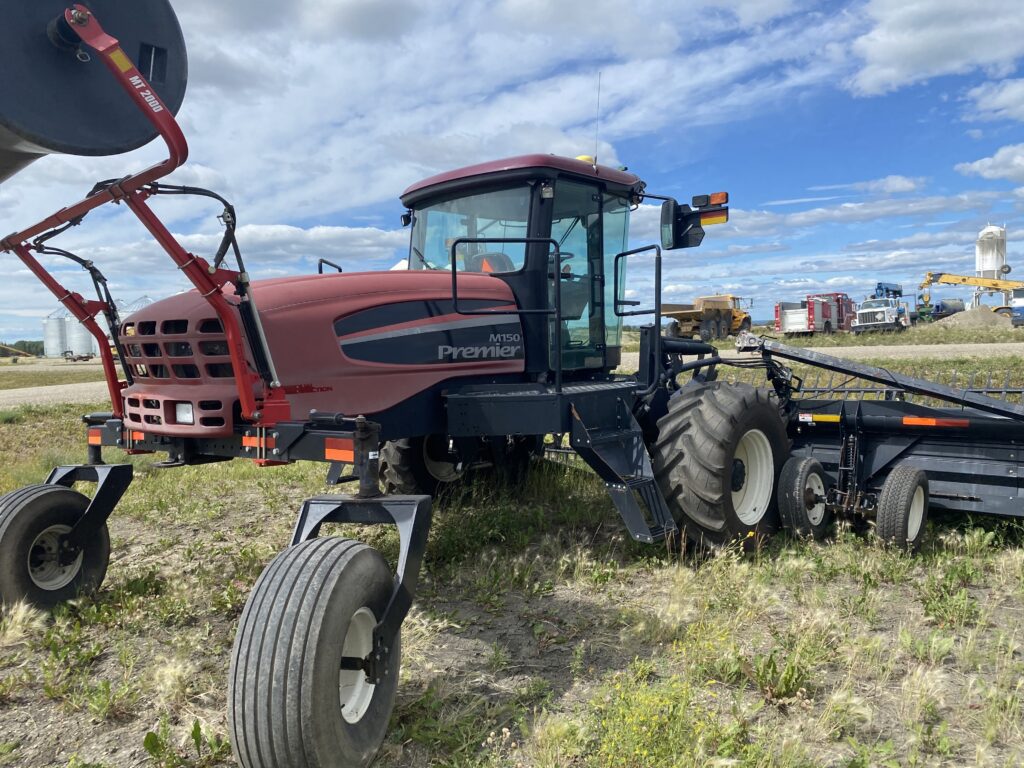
[918,272,1024,324]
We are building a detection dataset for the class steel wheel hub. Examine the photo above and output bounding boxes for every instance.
[339,606,377,724]
[28,524,82,590]
[732,429,774,526]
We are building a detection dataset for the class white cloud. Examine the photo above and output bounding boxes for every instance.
[956,143,1024,183]
[809,175,923,194]
[849,0,1024,96]
[966,79,1024,122]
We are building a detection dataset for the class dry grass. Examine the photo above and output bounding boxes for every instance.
[0,362,1023,765]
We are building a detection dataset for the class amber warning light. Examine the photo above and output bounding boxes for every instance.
[691,192,729,226]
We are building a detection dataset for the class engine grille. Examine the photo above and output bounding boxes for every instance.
[119,316,237,435]
[859,311,885,324]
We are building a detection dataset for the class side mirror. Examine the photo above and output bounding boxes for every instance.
[660,198,705,250]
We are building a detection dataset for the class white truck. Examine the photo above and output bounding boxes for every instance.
[851,297,911,334]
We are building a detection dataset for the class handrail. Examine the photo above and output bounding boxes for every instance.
[613,244,662,395]
[448,236,564,392]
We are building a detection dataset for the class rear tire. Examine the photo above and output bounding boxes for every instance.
[0,485,110,610]
[380,435,465,495]
[699,318,713,342]
[778,457,832,540]
[876,465,928,552]
[652,382,789,548]
[229,538,401,768]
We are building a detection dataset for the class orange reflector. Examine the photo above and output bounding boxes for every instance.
[481,258,494,273]
[131,431,145,442]
[325,437,355,463]
[88,430,102,446]
[242,435,277,449]
[902,416,969,428]
[710,191,729,205]
[700,210,729,226]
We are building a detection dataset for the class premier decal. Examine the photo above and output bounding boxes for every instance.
[437,343,523,361]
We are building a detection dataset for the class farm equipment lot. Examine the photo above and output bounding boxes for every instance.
[2,352,1024,767]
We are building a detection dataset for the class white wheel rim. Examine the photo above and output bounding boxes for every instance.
[806,472,826,525]
[339,606,377,724]
[28,524,82,590]
[422,437,462,483]
[732,429,774,526]
[907,485,925,541]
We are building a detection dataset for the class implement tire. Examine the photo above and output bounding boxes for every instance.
[229,538,401,768]
[876,465,928,552]
[778,456,833,540]
[0,484,110,610]
[652,382,789,549]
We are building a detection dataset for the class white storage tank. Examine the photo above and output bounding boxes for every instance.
[976,225,1007,279]
[66,317,96,357]
[43,307,68,358]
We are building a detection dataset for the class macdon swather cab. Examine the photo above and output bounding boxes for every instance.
[7,5,1024,768]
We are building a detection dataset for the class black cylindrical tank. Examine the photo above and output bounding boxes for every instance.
[0,1,187,184]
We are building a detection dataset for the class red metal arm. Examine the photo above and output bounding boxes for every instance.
[1,5,286,424]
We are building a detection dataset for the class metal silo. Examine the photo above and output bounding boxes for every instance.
[66,317,96,357]
[976,225,1007,279]
[42,307,68,358]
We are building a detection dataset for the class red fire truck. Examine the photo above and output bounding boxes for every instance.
[774,292,855,335]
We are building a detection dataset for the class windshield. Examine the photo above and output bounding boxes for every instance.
[409,186,530,272]
[859,299,890,309]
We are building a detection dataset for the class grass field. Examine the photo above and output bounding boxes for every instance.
[1,354,1024,767]
[0,361,106,391]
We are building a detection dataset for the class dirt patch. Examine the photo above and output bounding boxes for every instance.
[935,307,1013,329]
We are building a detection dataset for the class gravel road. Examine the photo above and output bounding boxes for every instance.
[3,342,1024,409]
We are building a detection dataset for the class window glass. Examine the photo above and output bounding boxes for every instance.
[410,186,530,273]
[603,194,630,349]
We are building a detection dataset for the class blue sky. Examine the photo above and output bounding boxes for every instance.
[2,0,1024,337]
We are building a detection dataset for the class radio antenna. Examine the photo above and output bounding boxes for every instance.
[593,71,601,170]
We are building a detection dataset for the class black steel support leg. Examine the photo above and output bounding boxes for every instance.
[45,464,133,564]
[290,493,432,684]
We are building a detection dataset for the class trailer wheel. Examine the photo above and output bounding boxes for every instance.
[229,538,400,768]
[380,435,465,495]
[652,382,789,548]
[876,465,928,551]
[778,457,833,540]
[0,485,110,610]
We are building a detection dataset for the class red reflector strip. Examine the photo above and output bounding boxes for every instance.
[902,416,969,428]
[325,438,355,463]
[88,430,102,446]
[700,209,728,226]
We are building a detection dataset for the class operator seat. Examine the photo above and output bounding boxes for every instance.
[466,251,516,274]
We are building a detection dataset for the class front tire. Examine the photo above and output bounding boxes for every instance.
[652,382,789,548]
[0,485,110,610]
[229,538,401,768]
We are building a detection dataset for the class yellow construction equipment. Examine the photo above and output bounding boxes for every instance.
[918,272,1024,318]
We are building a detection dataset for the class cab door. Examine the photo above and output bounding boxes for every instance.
[549,180,606,371]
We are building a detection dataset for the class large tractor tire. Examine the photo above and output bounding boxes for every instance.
[0,485,110,610]
[653,382,789,548]
[229,537,401,768]
[698,318,714,343]
[380,435,465,495]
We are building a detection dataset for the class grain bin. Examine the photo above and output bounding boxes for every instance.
[42,307,69,357]
[976,226,1008,280]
